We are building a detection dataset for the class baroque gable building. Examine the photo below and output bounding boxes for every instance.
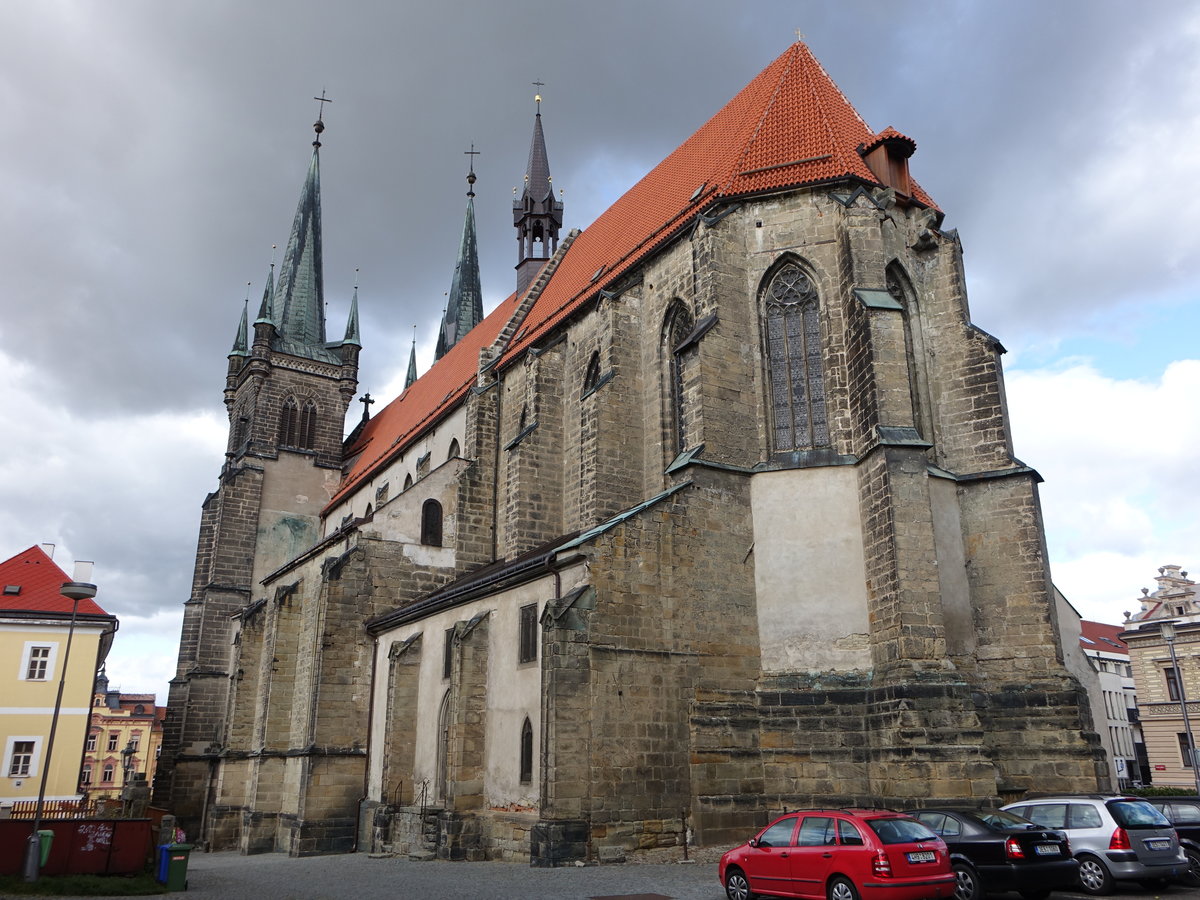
[157,42,1105,862]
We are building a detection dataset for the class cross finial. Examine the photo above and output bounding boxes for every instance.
[312,90,332,146]
[794,28,805,42]
[465,143,480,197]
[359,392,375,422]
[532,79,545,113]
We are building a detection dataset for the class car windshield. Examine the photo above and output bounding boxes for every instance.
[1108,800,1171,828]
[977,809,1043,831]
[866,817,938,845]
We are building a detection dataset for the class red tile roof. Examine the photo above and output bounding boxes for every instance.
[1080,620,1130,655]
[329,42,935,512]
[0,545,109,616]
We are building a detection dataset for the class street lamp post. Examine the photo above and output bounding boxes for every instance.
[21,564,96,883]
[1160,620,1200,796]
[121,740,136,787]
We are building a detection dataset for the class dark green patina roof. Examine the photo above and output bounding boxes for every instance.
[230,299,249,356]
[273,145,338,362]
[434,194,483,361]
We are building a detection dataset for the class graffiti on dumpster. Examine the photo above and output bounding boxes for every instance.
[75,823,113,852]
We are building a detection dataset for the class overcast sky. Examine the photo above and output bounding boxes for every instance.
[2,1,1198,702]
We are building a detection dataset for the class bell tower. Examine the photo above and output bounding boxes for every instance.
[156,108,361,831]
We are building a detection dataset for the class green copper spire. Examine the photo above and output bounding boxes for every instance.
[435,154,484,361]
[272,137,325,355]
[254,262,275,325]
[343,274,361,347]
[405,327,417,389]
[231,296,249,356]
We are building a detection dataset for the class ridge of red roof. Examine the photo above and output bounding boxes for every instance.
[327,42,936,514]
[1080,619,1130,653]
[0,545,109,616]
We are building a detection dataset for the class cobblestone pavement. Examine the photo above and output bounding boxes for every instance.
[5,851,1187,900]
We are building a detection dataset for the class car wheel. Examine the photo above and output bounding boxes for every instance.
[725,867,754,900]
[1076,854,1114,895]
[1019,891,1050,900]
[1183,848,1200,888]
[952,862,982,900]
[828,877,860,900]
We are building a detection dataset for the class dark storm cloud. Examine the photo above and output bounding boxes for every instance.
[1,0,1197,694]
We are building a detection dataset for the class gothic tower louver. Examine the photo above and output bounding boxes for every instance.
[156,114,360,834]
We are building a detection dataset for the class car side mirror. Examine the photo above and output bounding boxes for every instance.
[748,838,758,848]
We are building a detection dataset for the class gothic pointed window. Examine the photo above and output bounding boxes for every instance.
[278,397,299,448]
[762,262,828,452]
[299,400,318,450]
[887,264,933,442]
[421,499,443,547]
[583,351,601,393]
[663,302,695,454]
[403,473,414,491]
[447,439,460,460]
[520,716,534,784]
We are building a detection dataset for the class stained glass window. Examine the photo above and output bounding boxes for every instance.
[763,263,828,451]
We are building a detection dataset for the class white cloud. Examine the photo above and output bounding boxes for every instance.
[1007,358,1200,624]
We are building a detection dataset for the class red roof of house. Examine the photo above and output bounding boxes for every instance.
[1080,620,1129,655]
[0,545,109,616]
[330,42,934,511]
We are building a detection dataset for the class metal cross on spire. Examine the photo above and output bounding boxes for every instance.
[532,79,545,113]
[312,89,332,145]
[465,143,479,197]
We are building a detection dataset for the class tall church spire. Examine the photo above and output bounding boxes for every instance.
[514,89,563,296]
[272,113,327,357]
[435,152,484,361]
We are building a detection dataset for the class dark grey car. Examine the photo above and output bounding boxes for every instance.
[1002,794,1186,895]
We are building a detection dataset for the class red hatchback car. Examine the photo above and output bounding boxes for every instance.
[720,809,956,900]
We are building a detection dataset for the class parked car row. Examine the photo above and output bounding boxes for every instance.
[718,794,1196,900]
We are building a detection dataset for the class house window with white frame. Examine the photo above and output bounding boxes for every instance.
[19,642,57,682]
[8,741,34,777]
[5,737,39,778]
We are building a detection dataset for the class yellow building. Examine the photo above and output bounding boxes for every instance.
[82,672,164,801]
[1122,565,1200,790]
[0,545,116,807]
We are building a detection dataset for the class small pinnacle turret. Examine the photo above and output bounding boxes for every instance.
[405,328,418,389]
[434,155,484,361]
[231,297,249,357]
[514,90,563,296]
[343,274,361,347]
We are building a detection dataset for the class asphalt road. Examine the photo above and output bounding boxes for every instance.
[5,851,1190,900]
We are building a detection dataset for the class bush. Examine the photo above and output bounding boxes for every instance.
[0,872,165,896]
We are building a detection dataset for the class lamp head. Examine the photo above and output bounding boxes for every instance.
[1161,620,1177,642]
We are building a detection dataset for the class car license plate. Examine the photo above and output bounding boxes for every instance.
[1144,838,1170,850]
[907,851,936,863]
[1034,844,1060,856]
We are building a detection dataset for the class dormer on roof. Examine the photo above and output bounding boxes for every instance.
[860,126,917,197]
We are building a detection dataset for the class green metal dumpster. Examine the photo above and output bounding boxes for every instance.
[37,829,53,866]
[156,843,192,891]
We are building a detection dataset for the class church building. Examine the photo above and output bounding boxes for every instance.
[156,41,1106,863]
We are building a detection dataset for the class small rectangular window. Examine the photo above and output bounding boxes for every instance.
[1167,667,1181,702]
[129,735,140,751]
[107,733,119,752]
[25,646,51,680]
[9,741,34,777]
[85,734,97,752]
[1181,734,1197,769]
[80,765,92,785]
[519,604,538,664]
[443,628,454,679]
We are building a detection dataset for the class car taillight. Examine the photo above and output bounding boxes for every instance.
[872,849,892,878]
[1005,837,1025,860]
[1061,835,1070,853]
[1109,827,1131,851]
